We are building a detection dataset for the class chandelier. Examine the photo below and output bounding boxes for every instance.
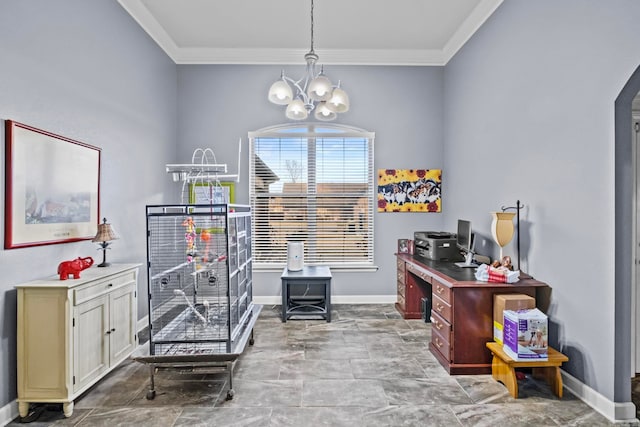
[267,0,350,121]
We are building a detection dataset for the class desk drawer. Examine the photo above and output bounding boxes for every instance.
[397,293,405,311]
[432,279,451,304]
[406,263,432,284]
[432,294,452,323]
[397,258,406,272]
[74,271,136,305]
[431,327,451,361]
[430,310,451,338]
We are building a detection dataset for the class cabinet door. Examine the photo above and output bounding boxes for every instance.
[73,294,109,393]
[109,283,137,366]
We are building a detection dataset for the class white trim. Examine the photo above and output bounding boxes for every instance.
[442,0,504,63]
[0,400,18,426]
[137,314,149,334]
[253,294,396,306]
[117,0,503,66]
[562,370,638,423]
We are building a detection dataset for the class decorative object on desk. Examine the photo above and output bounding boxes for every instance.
[495,200,524,270]
[377,169,441,213]
[397,238,409,254]
[491,211,516,260]
[92,218,119,267]
[57,256,94,280]
[267,0,349,121]
[4,120,101,249]
[287,241,304,271]
[475,263,520,284]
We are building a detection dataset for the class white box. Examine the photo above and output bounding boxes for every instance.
[503,308,548,361]
[493,294,535,345]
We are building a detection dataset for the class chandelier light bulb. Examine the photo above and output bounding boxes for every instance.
[307,75,333,101]
[326,87,350,113]
[314,102,337,121]
[268,80,293,105]
[286,99,309,120]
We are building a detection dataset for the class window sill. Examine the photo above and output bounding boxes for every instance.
[253,264,379,273]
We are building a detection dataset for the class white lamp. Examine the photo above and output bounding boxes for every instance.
[268,79,293,105]
[314,102,337,121]
[286,99,309,120]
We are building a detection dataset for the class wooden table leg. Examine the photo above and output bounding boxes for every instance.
[492,354,518,398]
[532,366,563,399]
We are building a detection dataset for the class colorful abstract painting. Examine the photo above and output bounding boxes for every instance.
[377,169,442,213]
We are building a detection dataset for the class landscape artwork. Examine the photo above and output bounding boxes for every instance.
[377,169,442,213]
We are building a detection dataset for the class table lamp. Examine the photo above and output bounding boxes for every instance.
[92,218,119,267]
[491,211,516,260]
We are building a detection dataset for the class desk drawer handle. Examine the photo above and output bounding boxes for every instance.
[436,286,444,294]
[436,303,444,312]
[435,337,443,348]
[431,318,443,330]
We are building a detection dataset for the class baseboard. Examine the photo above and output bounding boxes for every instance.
[562,370,638,423]
[253,295,397,305]
[1,399,18,426]
[137,314,149,333]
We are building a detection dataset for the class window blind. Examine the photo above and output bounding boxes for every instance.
[249,124,375,268]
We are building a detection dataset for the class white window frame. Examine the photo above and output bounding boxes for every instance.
[248,123,376,271]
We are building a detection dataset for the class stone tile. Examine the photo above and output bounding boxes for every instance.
[12,304,623,426]
[305,341,369,360]
[302,379,388,407]
[451,402,571,427]
[215,379,303,407]
[279,359,355,380]
[351,358,427,379]
[75,407,182,427]
[174,407,271,427]
[270,407,365,427]
[380,377,474,405]
[361,405,464,427]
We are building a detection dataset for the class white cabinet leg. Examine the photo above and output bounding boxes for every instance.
[18,402,29,418]
[63,401,74,417]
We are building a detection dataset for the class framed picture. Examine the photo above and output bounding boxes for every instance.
[189,182,235,204]
[398,238,409,254]
[377,169,442,213]
[5,120,101,249]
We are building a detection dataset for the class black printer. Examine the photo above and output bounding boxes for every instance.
[413,231,462,262]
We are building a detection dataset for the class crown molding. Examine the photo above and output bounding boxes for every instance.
[119,0,503,66]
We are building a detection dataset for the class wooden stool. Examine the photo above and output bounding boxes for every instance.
[486,342,569,399]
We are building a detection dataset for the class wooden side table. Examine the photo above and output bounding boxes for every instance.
[281,266,332,322]
[486,342,569,399]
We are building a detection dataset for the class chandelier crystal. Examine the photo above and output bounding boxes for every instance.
[268,0,349,121]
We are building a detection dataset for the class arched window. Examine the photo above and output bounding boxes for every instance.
[249,123,375,269]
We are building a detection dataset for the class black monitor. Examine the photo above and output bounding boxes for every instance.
[456,219,473,253]
[455,219,477,267]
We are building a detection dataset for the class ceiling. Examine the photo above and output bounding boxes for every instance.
[118,0,503,66]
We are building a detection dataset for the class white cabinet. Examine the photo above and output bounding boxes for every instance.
[16,264,140,418]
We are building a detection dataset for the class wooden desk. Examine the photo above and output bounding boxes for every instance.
[396,254,550,374]
[486,342,568,398]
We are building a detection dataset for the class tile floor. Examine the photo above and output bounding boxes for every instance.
[9,304,638,426]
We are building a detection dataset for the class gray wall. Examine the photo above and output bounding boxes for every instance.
[443,0,640,403]
[0,0,177,409]
[177,65,446,298]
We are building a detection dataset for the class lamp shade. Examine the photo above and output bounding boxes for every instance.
[285,99,308,120]
[491,211,515,259]
[326,87,350,113]
[314,102,337,121]
[307,75,333,101]
[92,218,119,243]
[268,80,293,105]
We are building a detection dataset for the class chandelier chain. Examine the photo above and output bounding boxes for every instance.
[310,0,315,54]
